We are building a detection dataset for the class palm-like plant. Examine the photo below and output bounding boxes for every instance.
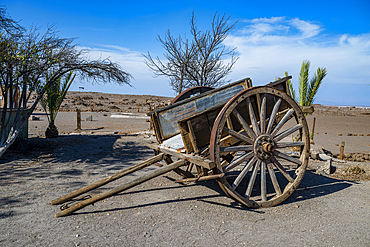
[39,71,76,138]
[285,60,327,143]
[287,60,327,106]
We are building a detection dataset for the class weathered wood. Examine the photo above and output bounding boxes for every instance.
[174,173,224,183]
[260,95,266,133]
[273,150,302,166]
[271,156,294,183]
[271,109,294,137]
[55,159,187,217]
[274,124,302,142]
[301,106,315,115]
[149,79,249,141]
[266,98,282,134]
[224,152,254,173]
[178,107,221,153]
[232,109,256,140]
[340,141,345,160]
[232,157,256,189]
[311,117,316,140]
[151,113,163,142]
[247,97,261,136]
[76,109,81,130]
[267,163,282,195]
[246,160,260,197]
[146,143,215,169]
[210,86,310,208]
[187,120,199,153]
[50,153,165,205]
[223,127,253,145]
[261,161,267,201]
[220,145,253,153]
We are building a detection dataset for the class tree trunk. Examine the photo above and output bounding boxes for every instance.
[45,122,58,138]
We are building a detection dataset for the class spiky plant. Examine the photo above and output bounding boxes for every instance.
[286,60,327,107]
[285,60,327,143]
[39,71,76,138]
[285,71,296,102]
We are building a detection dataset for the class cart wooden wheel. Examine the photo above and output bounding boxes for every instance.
[210,86,310,208]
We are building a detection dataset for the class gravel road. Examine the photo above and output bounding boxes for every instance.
[1,134,369,246]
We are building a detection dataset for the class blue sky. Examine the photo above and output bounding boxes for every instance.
[4,0,370,106]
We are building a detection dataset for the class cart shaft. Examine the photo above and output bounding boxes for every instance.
[55,159,187,217]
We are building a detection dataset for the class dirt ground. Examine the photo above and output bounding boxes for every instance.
[1,92,370,246]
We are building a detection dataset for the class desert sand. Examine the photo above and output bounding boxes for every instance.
[0,91,369,246]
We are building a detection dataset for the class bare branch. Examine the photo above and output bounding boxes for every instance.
[144,12,239,94]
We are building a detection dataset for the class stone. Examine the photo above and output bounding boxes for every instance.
[323,159,336,174]
[310,151,320,160]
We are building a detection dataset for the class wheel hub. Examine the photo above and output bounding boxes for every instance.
[254,134,275,160]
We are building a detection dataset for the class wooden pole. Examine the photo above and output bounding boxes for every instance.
[76,109,81,130]
[55,159,186,217]
[311,117,316,140]
[50,153,165,205]
[339,142,345,160]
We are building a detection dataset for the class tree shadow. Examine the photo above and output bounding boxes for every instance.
[0,136,357,218]
[0,134,153,184]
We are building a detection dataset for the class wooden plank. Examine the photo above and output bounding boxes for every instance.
[149,79,249,141]
[301,106,314,114]
[50,153,165,205]
[187,120,199,153]
[178,107,221,153]
[147,143,216,169]
[55,159,186,217]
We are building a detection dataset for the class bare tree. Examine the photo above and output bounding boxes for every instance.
[0,7,132,157]
[144,12,239,94]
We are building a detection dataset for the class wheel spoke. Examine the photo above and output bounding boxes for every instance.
[266,98,282,134]
[223,127,254,144]
[267,163,282,195]
[273,150,302,166]
[270,109,294,137]
[274,124,302,142]
[220,145,253,153]
[260,95,267,134]
[261,161,267,201]
[224,151,254,173]
[245,160,261,197]
[247,98,261,136]
[232,157,257,189]
[232,109,256,140]
[271,156,295,183]
[276,141,305,148]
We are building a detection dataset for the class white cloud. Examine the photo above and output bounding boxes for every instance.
[72,18,370,105]
[225,17,370,105]
[69,44,172,96]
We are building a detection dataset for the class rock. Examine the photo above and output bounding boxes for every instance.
[319,153,332,161]
[323,159,336,174]
[346,165,365,175]
[310,151,320,160]
[86,115,93,121]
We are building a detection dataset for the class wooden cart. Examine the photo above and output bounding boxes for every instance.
[50,76,311,217]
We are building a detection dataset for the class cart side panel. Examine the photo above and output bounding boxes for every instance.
[154,80,249,142]
[178,77,293,153]
[178,107,222,153]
